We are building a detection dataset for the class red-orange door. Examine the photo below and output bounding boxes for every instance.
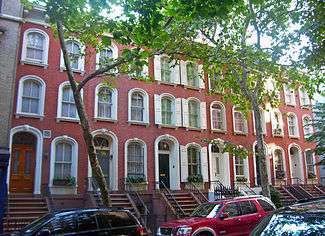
[9,145,35,193]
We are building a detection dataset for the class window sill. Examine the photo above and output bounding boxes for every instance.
[285,103,296,107]
[272,133,284,138]
[94,117,117,123]
[234,131,248,136]
[301,105,311,109]
[289,135,300,139]
[56,117,80,123]
[158,124,178,130]
[211,129,227,134]
[15,113,44,120]
[128,120,149,127]
[21,60,48,68]
[60,67,84,75]
[158,81,178,87]
[186,127,204,132]
[183,85,201,91]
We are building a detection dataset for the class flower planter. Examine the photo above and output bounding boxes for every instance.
[53,179,71,186]
[125,182,148,192]
[184,182,205,190]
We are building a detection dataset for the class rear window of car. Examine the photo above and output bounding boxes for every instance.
[257,199,276,212]
[77,211,98,232]
[250,213,325,236]
[96,211,138,229]
[239,201,257,215]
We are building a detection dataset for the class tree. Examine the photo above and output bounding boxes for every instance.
[118,0,323,197]
[23,0,174,207]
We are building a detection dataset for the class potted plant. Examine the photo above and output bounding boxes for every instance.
[53,176,76,186]
[308,172,316,179]
[235,176,247,183]
[186,174,204,190]
[276,170,285,179]
[125,176,148,192]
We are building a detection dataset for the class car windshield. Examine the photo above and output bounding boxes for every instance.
[190,203,222,218]
[250,212,325,236]
[20,213,53,235]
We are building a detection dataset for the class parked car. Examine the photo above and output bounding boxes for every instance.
[249,199,325,235]
[2,208,147,236]
[157,195,276,236]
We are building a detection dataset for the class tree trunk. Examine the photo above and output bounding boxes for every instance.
[56,21,112,207]
[252,101,271,198]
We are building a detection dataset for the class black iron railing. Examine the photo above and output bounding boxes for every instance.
[212,180,240,199]
[186,182,208,203]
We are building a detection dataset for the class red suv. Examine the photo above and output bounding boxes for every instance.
[157,195,276,236]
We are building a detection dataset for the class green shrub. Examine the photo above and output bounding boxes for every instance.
[270,186,282,208]
[187,174,203,183]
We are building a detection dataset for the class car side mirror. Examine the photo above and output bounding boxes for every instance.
[219,213,229,220]
[37,229,51,236]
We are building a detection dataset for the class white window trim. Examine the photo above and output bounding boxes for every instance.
[124,138,148,181]
[283,84,296,106]
[187,97,202,130]
[288,143,305,182]
[302,114,313,139]
[21,28,49,67]
[49,135,78,191]
[56,81,83,122]
[271,109,284,137]
[304,148,316,179]
[210,101,227,132]
[16,75,46,118]
[128,88,149,125]
[154,54,181,85]
[95,43,119,70]
[94,83,118,122]
[287,112,300,138]
[180,61,204,89]
[232,106,248,135]
[60,39,85,73]
[299,86,310,108]
[233,155,250,183]
[272,147,287,181]
[158,93,177,127]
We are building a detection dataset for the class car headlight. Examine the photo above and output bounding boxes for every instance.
[176,226,192,236]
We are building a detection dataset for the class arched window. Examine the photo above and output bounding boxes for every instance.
[186,62,199,87]
[305,150,315,178]
[54,141,73,180]
[98,87,112,118]
[161,97,173,125]
[127,141,145,178]
[188,100,200,128]
[211,102,226,131]
[233,107,247,134]
[161,57,172,83]
[274,149,285,179]
[21,29,49,65]
[96,44,118,71]
[302,116,313,138]
[16,76,45,117]
[187,146,201,176]
[284,84,296,106]
[128,89,149,123]
[287,113,299,137]
[299,87,310,107]
[60,40,84,72]
[271,110,284,136]
[57,82,83,120]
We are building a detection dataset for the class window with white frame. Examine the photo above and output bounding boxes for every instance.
[57,82,82,120]
[54,141,73,180]
[272,111,283,136]
[186,62,199,87]
[99,48,113,66]
[161,97,173,125]
[302,116,313,138]
[188,100,200,128]
[234,157,245,177]
[233,107,247,134]
[274,149,285,179]
[95,85,117,120]
[17,76,45,116]
[127,141,145,178]
[305,150,315,178]
[211,102,226,131]
[284,85,296,106]
[60,40,84,71]
[287,113,299,137]
[128,89,149,124]
[299,88,310,107]
[161,57,172,83]
[21,29,49,65]
[187,146,201,176]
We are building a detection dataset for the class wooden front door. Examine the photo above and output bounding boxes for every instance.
[9,144,35,193]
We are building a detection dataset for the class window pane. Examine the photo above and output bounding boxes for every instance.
[239,201,257,215]
[161,57,172,82]
[189,101,199,127]
[24,151,32,175]
[223,203,240,217]
[67,41,81,70]
[127,142,144,177]
[257,199,275,212]
[77,212,98,232]
[51,214,76,234]
[131,93,144,121]
[13,150,20,175]
[187,63,198,87]
[96,211,136,229]
[26,32,44,61]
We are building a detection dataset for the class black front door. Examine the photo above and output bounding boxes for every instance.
[159,154,170,188]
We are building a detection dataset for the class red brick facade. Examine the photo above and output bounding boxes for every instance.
[8,21,319,195]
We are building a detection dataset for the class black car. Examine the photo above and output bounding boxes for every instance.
[2,208,147,236]
[250,199,325,236]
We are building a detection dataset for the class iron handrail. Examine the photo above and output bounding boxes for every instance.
[157,181,186,217]
[187,182,208,203]
[290,177,304,185]
[243,182,256,195]
[123,177,150,227]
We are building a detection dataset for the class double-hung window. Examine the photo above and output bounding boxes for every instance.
[161,97,173,125]
[131,92,144,121]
